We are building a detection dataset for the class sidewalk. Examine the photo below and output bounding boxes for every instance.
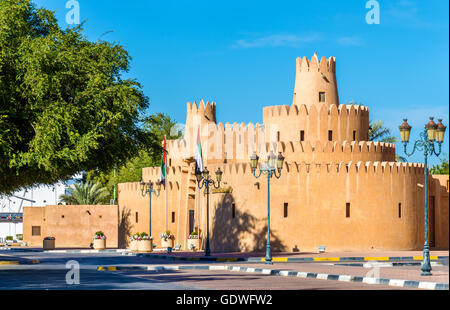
[97,262,449,290]
[125,249,449,263]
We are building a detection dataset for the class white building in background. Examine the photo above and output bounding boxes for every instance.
[0,173,83,242]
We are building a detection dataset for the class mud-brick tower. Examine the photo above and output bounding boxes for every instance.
[292,52,339,108]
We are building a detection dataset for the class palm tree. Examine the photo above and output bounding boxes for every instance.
[59,182,110,205]
[369,120,398,143]
[369,120,406,162]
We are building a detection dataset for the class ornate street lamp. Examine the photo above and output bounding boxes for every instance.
[250,150,285,264]
[140,180,161,238]
[195,167,223,256]
[399,117,446,276]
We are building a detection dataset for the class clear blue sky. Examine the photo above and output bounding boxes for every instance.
[34,0,449,166]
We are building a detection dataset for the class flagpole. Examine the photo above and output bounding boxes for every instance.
[164,135,168,231]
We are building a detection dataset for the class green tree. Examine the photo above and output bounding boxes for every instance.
[59,182,110,205]
[369,120,407,162]
[0,0,158,194]
[369,120,398,143]
[429,155,449,175]
[86,113,182,201]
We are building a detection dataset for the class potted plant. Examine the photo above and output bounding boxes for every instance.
[187,231,200,251]
[93,231,106,250]
[129,233,140,252]
[160,230,175,248]
[43,236,55,250]
[137,232,153,253]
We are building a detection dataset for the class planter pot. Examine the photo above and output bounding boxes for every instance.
[129,240,139,251]
[138,240,153,253]
[43,239,55,250]
[161,239,174,248]
[187,238,200,251]
[93,238,106,250]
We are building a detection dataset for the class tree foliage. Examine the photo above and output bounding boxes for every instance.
[430,155,449,175]
[86,113,182,201]
[368,120,407,162]
[59,181,110,205]
[369,120,398,144]
[0,0,157,194]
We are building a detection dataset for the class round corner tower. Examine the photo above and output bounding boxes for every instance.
[292,52,339,108]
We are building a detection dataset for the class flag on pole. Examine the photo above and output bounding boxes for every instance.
[160,135,167,186]
[195,127,203,174]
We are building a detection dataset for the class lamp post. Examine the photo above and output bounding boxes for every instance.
[195,167,223,256]
[399,117,446,276]
[249,150,285,265]
[140,180,162,238]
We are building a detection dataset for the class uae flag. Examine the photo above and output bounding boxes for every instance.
[160,135,167,185]
[195,127,203,174]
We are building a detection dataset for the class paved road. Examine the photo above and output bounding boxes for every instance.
[0,250,446,290]
[112,269,414,290]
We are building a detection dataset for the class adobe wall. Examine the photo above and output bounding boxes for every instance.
[118,162,450,252]
[262,103,370,144]
[205,161,426,252]
[118,165,186,249]
[23,207,46,246]
[23,205,119,248]
[166,123,395,167]
[429,175,449,249]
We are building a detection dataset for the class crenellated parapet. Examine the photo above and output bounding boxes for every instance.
[263,102,370,143]
[162,119,395,164]
[296,53,336,73]
[201,161,424,178]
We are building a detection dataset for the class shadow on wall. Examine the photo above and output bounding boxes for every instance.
[118,207,133,249]
[211,193,286,252]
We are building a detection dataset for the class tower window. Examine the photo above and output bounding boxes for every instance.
[319,92,326,102]
[135,212,138,223]
[232,203,236,219]
[398,203,402,218]
[346,203,350,218]
[328,130,333,141]
[171,212,175,223]
[353,131,356,141]
[284,203,288,218]
[277,131,280,142]
[32,226,41,236]
[300,130,305,142]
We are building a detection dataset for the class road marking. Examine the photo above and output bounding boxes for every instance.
[364,257,389,261]
[313,257,340,262]
[0,261,19,265]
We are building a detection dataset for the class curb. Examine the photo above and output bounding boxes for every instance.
[122,252,449,263]
[0,247,42,252]
[46,249,131,254]
[96,264,449,290]
[331,261,446,268]
[0,259,40,265]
